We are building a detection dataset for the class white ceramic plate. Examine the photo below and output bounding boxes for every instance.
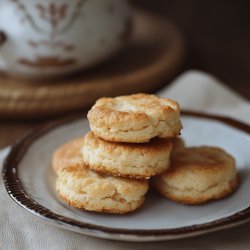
[3,112,250,242]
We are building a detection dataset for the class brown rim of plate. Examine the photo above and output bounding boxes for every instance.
[2,110,250,238]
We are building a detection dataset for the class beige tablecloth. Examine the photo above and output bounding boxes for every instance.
[1,70,250,250]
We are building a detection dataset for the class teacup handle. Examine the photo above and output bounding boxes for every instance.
[0,31,6,46]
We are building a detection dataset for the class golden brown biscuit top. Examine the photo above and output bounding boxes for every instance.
[170,146,235,173]
[156,146,238,195]
[87,93,181,129]
[59,164,148,198]
[95,93,179,112]
[52,137,85,174]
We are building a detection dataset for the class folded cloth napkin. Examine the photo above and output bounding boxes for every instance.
[158,70,250,124]
[0,70,249,250]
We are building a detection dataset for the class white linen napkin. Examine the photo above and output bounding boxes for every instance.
[1,70,249,250]
[158,70,250,124]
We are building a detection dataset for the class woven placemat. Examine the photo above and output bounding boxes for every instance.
[0,9,185,119]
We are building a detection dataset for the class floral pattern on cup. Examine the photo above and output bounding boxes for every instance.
[0,0,132,79]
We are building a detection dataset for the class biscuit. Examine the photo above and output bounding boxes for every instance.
[52,137,84,175]
[82,131,173,179]
[56,164,149,214]
[171,137,185,152]
[87,93,182,143]
[152,147,239,204]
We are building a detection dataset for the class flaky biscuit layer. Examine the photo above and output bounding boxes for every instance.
[82,131,173,179]
[152,146,239,204]
[56,164,149,214]
[88,93,182,143]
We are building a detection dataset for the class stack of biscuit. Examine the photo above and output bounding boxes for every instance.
[53,93,239,214]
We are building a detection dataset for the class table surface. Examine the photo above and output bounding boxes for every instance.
[0,0,249,149]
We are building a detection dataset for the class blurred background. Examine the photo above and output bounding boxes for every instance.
[0,0,249,148]
[134,0,250,98]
